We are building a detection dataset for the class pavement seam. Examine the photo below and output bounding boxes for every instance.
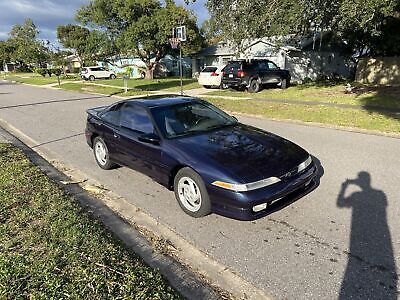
[0,118,273,300]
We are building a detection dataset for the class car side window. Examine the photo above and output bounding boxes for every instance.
[257,61,269,71]
[102,110,120,125]
[120,104,154,134]
[267,62,278,69]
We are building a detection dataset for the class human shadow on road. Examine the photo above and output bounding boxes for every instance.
[337,172,398,299]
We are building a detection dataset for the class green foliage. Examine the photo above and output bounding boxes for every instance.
[76,0,204,78]
[57,24,114,64]
[5,19,49,66]
[205,0,400,57]
[35,68,48,77]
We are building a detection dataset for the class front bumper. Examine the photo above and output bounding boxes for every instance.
[208,164,318,221]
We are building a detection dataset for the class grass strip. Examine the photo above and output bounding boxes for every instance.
[59,82,153,97]
[0,143,182,299]
[208,84,400,110]
[206,97,400,134]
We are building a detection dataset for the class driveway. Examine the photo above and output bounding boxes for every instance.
[1,81,399,299]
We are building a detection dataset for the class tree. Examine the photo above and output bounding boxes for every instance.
[0,40,14,70]
[76,0,203,79]
[204,0,400,58]
[57,24,115,66]
[7,19,49,67]
[200,19,223,45]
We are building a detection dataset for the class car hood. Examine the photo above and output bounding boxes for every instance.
[170,124,310,183]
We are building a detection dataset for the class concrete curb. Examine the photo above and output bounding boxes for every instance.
[0,119,273,300]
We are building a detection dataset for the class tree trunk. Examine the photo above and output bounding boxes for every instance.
[145,68,154,80]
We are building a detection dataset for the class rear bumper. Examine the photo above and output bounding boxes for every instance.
[208,164,318,221]
[222,78,248,88]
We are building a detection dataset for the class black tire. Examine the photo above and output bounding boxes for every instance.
[203,85,211,89]
[93,137,115,170]
[280,78,288,89]
[110,74,116,79]
[248,79,260,93]
[174,167,211,218]
[89,75,95,81]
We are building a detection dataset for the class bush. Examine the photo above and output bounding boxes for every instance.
[35,68,48,77]
[49,68,62,76]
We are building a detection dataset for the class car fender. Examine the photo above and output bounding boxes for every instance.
[246,76,261,88]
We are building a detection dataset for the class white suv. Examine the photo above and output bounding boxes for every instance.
[81,66,116,81]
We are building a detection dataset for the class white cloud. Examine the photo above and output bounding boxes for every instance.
[0,0,209,43]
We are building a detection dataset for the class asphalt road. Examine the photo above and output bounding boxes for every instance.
[1,81,399,299]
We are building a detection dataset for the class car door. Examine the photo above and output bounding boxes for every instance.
[266,61,281,84]
[256,61,269,84]
[99,67,108,78]
[99,104,123,163]
[115,103,168,182]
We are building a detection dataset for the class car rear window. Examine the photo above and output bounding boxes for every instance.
[202,67,218,73]
[223,62,242,72]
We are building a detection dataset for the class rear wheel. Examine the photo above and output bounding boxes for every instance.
[174,167,211,218]
[89,75,95,81]
[93,137,115,170]
[248,79,260,93]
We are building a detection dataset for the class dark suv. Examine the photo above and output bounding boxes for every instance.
[221,60,291,93]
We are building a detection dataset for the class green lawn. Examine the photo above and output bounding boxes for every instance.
[59,82,152,97]
[208,83,400,110]
[95,77,200,91]
[206,97,400,134]
[0,143,181,299]
[5,72,79,86]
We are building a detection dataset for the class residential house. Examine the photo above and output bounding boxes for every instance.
[64,54,82,73]
[99,54,192,78]
[192,33,354,83]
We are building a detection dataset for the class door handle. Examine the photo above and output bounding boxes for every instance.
[113,132,120,139]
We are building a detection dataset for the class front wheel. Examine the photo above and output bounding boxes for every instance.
[93,137,115,170]
[174,168,211,218]
[110,74,116,79]
[280,78,288,89]
[89,75,95,81]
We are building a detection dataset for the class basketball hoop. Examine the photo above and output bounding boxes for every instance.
[169,38,180,49]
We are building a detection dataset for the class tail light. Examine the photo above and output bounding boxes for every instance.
[211,72,219,76]
[222,71,226,76]
[237,70,246,78]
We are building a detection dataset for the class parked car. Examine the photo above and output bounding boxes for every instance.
[85,96,318,220]
[221,60,291,92]
[198,66,225,89]
[81,66,117,81]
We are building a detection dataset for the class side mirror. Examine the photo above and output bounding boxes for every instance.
[138,133,160,145]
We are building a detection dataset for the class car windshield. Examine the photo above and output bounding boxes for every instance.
[150,101,238,138]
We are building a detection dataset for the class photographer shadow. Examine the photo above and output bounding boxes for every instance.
[337,172,398,299]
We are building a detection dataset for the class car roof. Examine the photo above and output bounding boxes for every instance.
[125,95,200,108]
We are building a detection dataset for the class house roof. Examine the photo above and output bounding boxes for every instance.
[195,42,235,57]
[195,32,333,58]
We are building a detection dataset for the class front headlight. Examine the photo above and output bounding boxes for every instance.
[212,177,281,192]
[298,156,312,173]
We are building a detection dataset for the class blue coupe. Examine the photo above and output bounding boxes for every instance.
[85,96,318,220]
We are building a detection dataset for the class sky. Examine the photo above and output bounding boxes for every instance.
[0,0,209,44]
